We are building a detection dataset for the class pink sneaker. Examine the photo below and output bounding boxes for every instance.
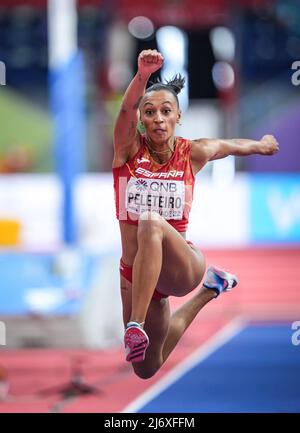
[124,322,149,362]
[203,265,238,298]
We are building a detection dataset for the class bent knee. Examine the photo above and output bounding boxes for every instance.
[133,364,158,380]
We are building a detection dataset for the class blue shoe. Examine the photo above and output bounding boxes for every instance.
[203,265,238,298]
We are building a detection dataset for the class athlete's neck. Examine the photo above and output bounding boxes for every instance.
[145,136,176,164]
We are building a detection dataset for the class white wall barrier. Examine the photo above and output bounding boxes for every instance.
[0,173,250,251]
[1,173,300,248]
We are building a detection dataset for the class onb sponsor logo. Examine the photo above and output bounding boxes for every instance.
[291,321,300,346]
[0,61,6,85]
[0,321,6,345]
[126,177,185,220]
[118,176,193,222]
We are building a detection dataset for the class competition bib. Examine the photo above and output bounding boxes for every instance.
[125,177,185,220]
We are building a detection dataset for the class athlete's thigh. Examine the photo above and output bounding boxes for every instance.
[158,220,206,292]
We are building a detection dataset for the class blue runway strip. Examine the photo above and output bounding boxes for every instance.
[138,324,300,413]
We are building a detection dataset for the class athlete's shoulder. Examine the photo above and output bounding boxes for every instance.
[189,138,210,173]
[175,137,193,158]
[112,134,144,169]
[175,136,192,148]
[176,135,190,143]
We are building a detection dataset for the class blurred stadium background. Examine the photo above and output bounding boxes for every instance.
[0,0,299,413]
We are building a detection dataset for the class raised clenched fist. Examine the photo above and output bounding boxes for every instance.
[138,49,164,76]
[259,134,279,155]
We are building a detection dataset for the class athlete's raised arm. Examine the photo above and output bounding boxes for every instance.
[190,134,279,174]
[112,49,164,168]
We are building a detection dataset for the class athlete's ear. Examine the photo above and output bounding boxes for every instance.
[177,111,182,125]
[138,118,145,134]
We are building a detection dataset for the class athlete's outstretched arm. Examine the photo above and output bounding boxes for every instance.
[113,50,164,167]
[191,134,279,172]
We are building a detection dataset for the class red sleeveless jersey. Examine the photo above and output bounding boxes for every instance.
[112,135,195,232]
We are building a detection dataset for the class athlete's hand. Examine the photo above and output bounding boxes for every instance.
[138,49,164,77]
[259,134,279,155]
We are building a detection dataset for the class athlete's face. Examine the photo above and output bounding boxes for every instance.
[140,90,181,143]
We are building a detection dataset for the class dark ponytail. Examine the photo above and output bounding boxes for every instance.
[164,74,185,95]
[145,73,185,106]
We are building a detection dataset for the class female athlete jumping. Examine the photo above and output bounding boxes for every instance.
[112,49,279,379]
